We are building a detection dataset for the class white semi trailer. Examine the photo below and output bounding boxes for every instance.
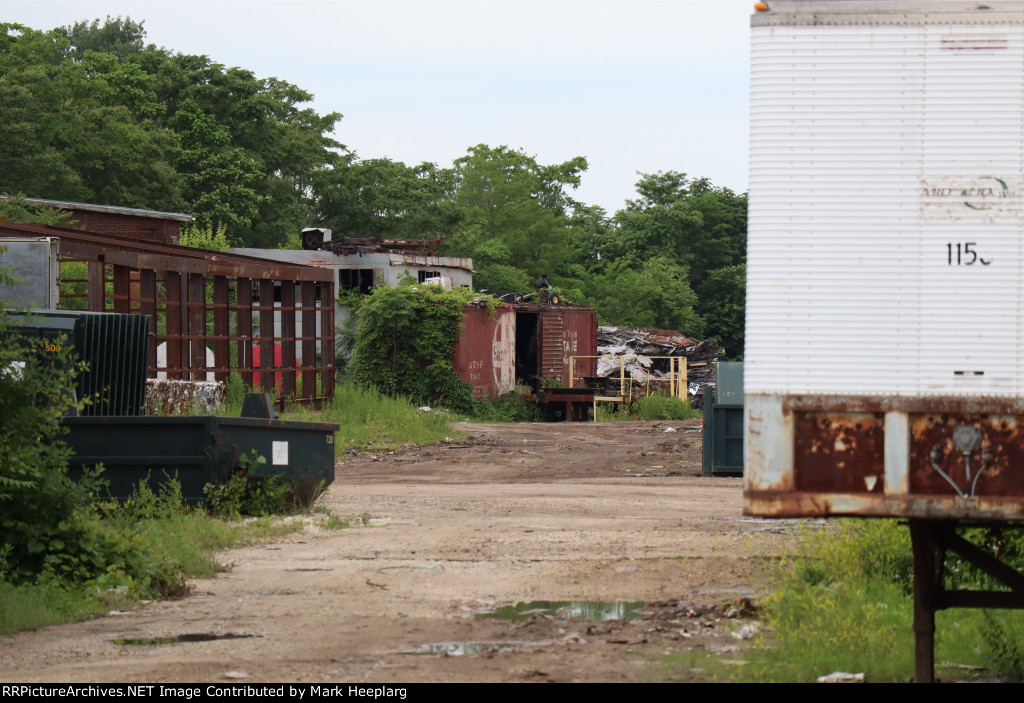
[746,0,1024,521]
[744,1,1024,680]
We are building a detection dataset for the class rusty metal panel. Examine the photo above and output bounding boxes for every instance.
[212,277,229,383]
[910,414,1024,498]
[140,269,157,376]
[258,279,275,393]
[300,281,316,398]
[280,282,297,397]
[539,310,564,380]
[321,279,335,401]
[111,265,130,314]
[794,412,885,494]
[87,261,104,311]
[746,393,1024,520]
[744,490,1024,521]
[560,308,597,382]
[236,278,253,388]
[528,306,597,385]
[164,272,183,380]
[188,273,206,378]
[454,305,515,400]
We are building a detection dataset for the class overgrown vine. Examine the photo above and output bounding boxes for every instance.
[349,280,496,413]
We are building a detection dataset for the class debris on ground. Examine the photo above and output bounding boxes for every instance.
[145,379,224,415]
[816,671,865,683]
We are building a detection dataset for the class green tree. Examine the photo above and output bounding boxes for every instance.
[587,256,704,337]
[0,23,181,211]
[55,15,167,62]
[3,17,344,246]
[313,158,462,239]
[601,171,746,285]
[0,193,76,226]
[698,264,745,358]
[448,144,587,281]
[0,275,119,583]
[170,98,264,234]
[0,24,92,201]
[585,171,746,337]
[151,53,344,246]
[473,264,534,295]
[349,283,479,412]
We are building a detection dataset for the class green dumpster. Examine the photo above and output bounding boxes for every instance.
[701,361,743,477]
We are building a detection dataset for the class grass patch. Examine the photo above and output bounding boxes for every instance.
[716,520,1024,683]
[284,382,459,455]
[0,580,114,636]
[311,505,352,531]
[0,512,305,638]
[596,393,702,422]
[467,392,544,423]
[0,481,313,638]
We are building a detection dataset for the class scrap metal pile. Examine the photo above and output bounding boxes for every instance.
[595,326,722,396]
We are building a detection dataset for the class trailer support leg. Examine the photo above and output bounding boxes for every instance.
[910,520,939,683]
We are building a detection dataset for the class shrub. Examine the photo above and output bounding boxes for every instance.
[631,393,701,421]
[349,282,493,413]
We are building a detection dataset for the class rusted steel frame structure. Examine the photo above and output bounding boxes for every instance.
[745,394,1024,520]
[909,520,1024,683]
[316,236,444,256]
[0,223,335,405]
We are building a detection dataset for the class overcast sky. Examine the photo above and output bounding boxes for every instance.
[5,0,752,214]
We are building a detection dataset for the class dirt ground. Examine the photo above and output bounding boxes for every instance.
[0,420,795,683]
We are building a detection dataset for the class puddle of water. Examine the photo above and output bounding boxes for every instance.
[112,633,255,646]
[402,641,534,656]
[475,600,645,622]
[284,568,333,572]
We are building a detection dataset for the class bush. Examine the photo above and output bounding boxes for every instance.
[631,393,701,420]
[470,391,544,422]
[349,282,492,413]
[0,304,141,585]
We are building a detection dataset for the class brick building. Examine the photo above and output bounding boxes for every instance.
[0,196,193,245]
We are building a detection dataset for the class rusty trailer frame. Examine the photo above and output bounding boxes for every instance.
[745,394,1024,521]
[0,223,335,405]
[745,392,1024,682]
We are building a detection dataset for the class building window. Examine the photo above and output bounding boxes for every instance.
[339,268,374,294]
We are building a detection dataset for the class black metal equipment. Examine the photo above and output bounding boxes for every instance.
[9,309,149,416]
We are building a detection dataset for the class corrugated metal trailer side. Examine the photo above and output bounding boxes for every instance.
[454,304,516,399]
[745,1,1024,521]
[521,305,597,385]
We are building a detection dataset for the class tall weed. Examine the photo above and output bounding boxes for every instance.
[468,392,543,422]
[285,382,457,454]
[595,393,701,421]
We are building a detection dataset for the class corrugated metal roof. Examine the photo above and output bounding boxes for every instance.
[0,195,194,222]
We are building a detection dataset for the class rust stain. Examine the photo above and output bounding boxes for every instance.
[453,305,515,399]
[744,490,1024,521]
[793,412,884,493]
[783,394,1024,415]
[909,414,1024,497]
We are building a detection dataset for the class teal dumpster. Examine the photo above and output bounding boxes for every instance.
[701,361,743,477]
